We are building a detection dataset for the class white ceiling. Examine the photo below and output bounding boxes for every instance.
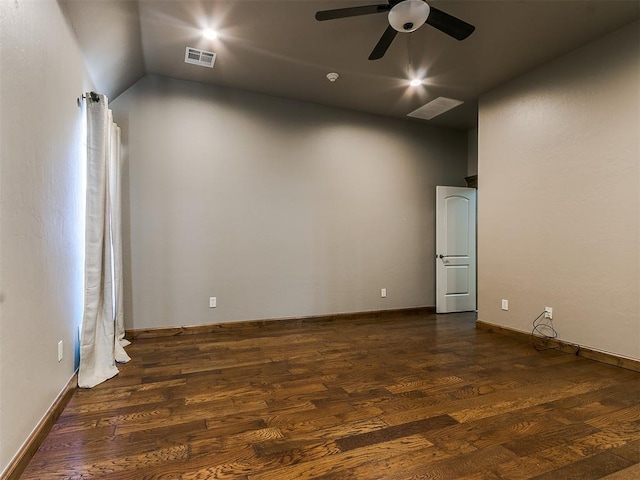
[61,0,639,130]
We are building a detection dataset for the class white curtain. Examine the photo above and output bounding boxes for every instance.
[78,93,130,389]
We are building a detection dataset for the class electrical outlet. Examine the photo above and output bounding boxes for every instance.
[544,306,553,319]
[57,340,63,362]
[381,288,387,298]
[501,299,508,311]
[209,297,217,308]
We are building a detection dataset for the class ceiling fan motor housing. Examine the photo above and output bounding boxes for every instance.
[388,0,431,32]
[314,0,475,60]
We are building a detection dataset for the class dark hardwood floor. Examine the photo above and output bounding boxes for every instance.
[21,312,640,479]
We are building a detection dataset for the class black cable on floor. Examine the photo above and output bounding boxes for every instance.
[531,310,581,355]
[531,310,559,351]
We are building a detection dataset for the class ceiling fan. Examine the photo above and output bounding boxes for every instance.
[315,0,475,60]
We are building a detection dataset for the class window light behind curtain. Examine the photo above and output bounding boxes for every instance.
[78,92,130,388]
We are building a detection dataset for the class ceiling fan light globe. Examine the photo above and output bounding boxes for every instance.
[388,0,430,33]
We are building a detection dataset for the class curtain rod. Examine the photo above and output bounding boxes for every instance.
[77,91,101,107]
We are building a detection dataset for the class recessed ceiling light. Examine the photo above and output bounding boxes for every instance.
[202,29,218,40]
[409,78,422,87]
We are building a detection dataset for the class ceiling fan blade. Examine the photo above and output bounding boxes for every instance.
[369,25,398,60]
[426,6,475,40]
[315,4,390,21]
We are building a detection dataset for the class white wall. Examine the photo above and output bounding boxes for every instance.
[0,0,90,473]
[478,21,640,360]
[112,76,468,330]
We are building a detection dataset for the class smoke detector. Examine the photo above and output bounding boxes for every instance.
[185,47,216,68]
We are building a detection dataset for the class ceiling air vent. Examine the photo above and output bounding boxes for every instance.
[184,47,216,68]
[407,97,464,120]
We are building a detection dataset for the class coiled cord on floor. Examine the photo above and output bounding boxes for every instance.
[531,310,559,351]
[531,310,581,355]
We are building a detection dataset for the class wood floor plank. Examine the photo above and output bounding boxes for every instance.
[424,406,567,454]
[19,311,640,479]
[600,463,640,480]
[609,438,640,463]
[390,444,519,480]
[335,415,457,451]
[529,450,633,479]
[502,422,600,456]
[250,434,438,480]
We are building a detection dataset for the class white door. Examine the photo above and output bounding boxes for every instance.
[436,186,476,313]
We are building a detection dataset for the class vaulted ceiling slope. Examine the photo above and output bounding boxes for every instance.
[60,0,639,130]
[60,0,145,103]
